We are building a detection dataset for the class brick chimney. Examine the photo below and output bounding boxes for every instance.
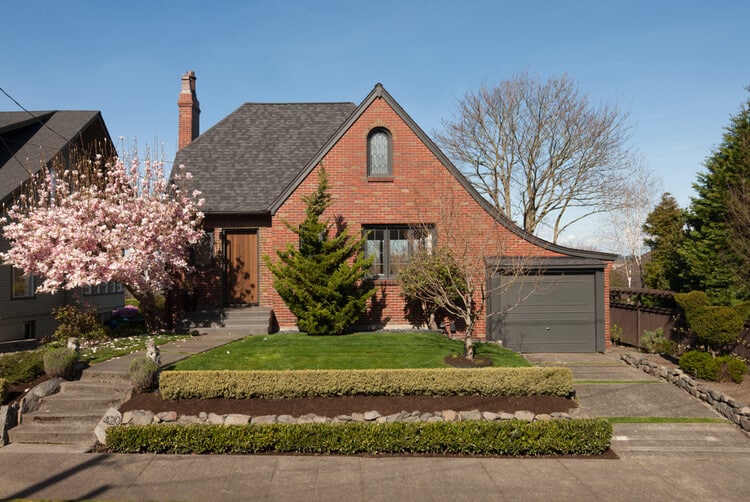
[177,71,200,150]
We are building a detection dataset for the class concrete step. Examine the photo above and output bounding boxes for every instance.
[26,410,103,424]
[31,396,123,413]
[78,369,132,383]
[611,423,750,459]
[181,307,272,331]
[8,422,97,445]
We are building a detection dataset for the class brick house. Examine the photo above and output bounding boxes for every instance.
[173,72,615,352]
[0,110,124,346]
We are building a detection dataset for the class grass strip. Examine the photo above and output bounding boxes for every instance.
[606,417,728,424]
[573,380,664,384]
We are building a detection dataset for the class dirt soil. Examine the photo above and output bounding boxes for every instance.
[120,392,575,417]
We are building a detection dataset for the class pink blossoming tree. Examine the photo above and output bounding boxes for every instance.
[0,154,204,330]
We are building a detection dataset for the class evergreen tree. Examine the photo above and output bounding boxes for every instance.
[642,193,687,291]
[264,167,375,335]
[680,91,750,304]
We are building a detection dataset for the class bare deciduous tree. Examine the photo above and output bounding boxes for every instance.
[436,71,633,243]
[600,161,662,287]
[399,184,544,359]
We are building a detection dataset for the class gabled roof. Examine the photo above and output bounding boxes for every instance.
[176,84,615,262]
[173,101,356,213]
[0,110,110,201]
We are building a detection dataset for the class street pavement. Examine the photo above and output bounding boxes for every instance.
[1,336,750,501]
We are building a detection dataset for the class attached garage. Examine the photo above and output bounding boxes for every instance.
[486,258,608,353]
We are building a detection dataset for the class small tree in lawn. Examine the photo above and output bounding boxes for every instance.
[0,151,204,331]
[265,167,375,336]
[399,184,539,360]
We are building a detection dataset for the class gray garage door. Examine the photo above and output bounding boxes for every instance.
[487,271,604,353]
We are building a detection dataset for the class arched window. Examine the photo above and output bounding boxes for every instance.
[367,128,392,176]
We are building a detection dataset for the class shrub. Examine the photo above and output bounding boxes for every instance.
[106,419,612,456]
[53,304,110,345]
[0,378,7,403]
[43,347,78,380]
[679,350,718,380]
[129,356,160,393]
[0,351,44,385]
[610,323,622,345]
[716,356,747,384]
[640,327,675,355]
[674,291,710,313]
[679,351,747,383]
[689,306,745,354]
[159,367,573,400]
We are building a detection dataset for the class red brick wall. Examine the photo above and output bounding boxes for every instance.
[260,96,569,338]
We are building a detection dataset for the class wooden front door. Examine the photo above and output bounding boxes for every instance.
[224,231,259,305]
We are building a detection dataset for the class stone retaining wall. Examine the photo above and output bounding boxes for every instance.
[120,407,585,426]
[621,353,750,432]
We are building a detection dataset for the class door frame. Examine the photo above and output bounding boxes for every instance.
[221,228,260,306]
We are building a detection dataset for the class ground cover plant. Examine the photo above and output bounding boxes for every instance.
[168,331,529,371]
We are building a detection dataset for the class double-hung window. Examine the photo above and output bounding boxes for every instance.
[11,267,34,298]
[364,225,435,279]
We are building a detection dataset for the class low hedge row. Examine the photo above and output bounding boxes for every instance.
[159,367,573,400]
[106,419,611,456]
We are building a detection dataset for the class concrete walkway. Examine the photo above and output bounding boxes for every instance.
[2,339,750,500]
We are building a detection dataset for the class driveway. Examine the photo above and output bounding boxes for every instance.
[525,349,750,459]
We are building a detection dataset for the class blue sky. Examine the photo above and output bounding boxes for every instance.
[3,1,749,249]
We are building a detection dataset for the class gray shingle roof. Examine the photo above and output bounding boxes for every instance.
[173,102,356,213]
[0,110,106,200]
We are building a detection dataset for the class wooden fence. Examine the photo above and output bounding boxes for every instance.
[610,288,750,360]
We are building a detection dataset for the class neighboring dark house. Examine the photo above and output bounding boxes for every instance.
[0,110,124,344]
[173,72,616,352]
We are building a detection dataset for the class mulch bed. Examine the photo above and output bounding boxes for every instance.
[120,391,576,417]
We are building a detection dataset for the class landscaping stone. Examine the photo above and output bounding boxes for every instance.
[514,410,535,421]
[207,413,225,425]
[363,411,381,421]
[498,412,515,420]
[224,414,251,425]
[94,407,122,445]
[251,415,277,424]
[459,409,482,421]
[278,414,296,424]
[130,410,154,425]
[157,411,178,423]
[442,410,459,422]
[481,411,500,421]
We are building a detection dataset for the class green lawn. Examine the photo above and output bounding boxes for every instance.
[169,332,530,370]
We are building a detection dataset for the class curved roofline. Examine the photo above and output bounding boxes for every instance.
[269,84,616,262]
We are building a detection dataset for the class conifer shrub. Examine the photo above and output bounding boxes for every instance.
[129,356,160,393]
[674,290,709,313]
[0,351,44,385]
[43,347,78,380]
[679,350,747,383]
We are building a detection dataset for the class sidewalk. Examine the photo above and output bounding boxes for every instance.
[1,452,749,501]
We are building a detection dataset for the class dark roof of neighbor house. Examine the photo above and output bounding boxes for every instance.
[175,84,615,262]
[0,110,110,201]
[173,102,356,213]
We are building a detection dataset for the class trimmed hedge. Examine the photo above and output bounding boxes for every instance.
[106,419,611,456]
[0,378,7,403]
[159,367,573,400]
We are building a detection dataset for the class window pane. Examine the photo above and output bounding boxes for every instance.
[388,228,409,277]
[12,268,33,298]
[365,229,385,277]
[369,131,390,175]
